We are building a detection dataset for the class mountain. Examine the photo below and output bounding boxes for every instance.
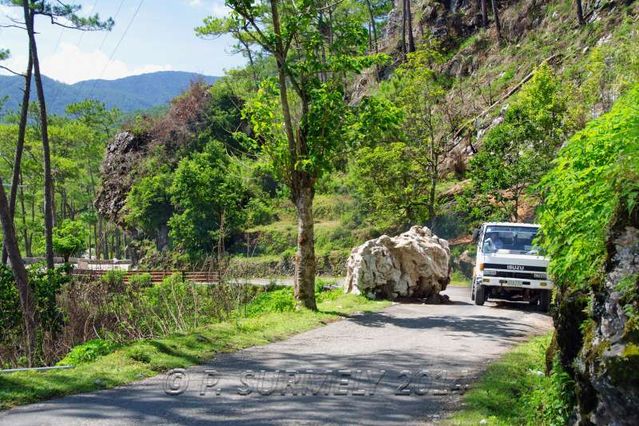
[0,71,219,115]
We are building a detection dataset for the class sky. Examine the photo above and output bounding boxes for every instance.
[0,0,246,84]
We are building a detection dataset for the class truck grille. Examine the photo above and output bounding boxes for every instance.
[483,263,546,273]
[492,271,542,280]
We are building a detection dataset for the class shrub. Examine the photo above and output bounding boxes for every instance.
[0,264,69,367]
[57,339,119,366]
[100,270,126,292]
[244,288,295,316]
[539,85,639,290]
[127,272,153,289]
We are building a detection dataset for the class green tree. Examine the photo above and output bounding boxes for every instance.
[459,64,570,222]
[1,0,113,269]
[169,141,246,260]
[391,47,453,228]
[53,219,88,262]
[350,142,429,229]
[0,47,36,365]
[208,0,385,309]
[125,170,174,250]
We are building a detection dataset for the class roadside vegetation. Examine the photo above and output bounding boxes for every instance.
[449,333,574,426]
[0,281,389,409]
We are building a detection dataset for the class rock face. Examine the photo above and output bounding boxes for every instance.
[95,131,150,225]
[554,219,639,425]
[344,226,450,300]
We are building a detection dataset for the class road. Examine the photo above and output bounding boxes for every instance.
[0,287,552,425]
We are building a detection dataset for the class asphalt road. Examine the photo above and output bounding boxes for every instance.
[0,287,552,425]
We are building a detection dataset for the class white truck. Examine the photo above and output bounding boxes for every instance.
[471,222,553,312]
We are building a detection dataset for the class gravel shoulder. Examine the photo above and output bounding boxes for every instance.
[0,287,552,425]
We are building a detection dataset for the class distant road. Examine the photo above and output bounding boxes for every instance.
[0,287,552,425]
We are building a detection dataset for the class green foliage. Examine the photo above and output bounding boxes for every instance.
[459,64,570,223]
[99,270,126,291]
[57,339,119,366]
[127,273,152,289]
[0,265,70,366]
[349,142,428,228]
[125,169,173,237]
[168,140,247,257]
[244,288,295,317]
[539,85,639,290]
[524,359,575,426]
[451,333,573,426]
[52,219,88,261]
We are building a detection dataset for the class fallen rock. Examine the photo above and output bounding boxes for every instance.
[344,226,450,300]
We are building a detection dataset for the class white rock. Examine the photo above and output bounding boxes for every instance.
[344,226,450,300]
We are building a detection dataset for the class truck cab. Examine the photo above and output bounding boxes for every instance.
[471,222,553,312]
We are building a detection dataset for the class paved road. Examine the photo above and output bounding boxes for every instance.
[0,287,552,425]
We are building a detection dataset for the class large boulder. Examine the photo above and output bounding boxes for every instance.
[344,226,450,300]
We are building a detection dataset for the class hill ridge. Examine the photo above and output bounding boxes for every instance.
[0,70,219,115]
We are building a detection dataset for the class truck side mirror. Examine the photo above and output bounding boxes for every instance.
[472,228,480,242]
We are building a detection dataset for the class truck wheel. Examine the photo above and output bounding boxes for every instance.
[474,285,485,306]
[538,290,551,312]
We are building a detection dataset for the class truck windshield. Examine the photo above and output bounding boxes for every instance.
[482,225,540,254]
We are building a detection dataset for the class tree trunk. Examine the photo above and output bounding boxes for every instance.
[480,0,489,27]
[406,0,416,53]
[2,45,33,265]
[293,180,317,311]
[19,176,31,257]
[576,0,585,25]
[365,0,379,53]
[428,165,438,229]
[23,0,54,270]
[271,0,317,310]
[0,177,36,366]
[401,0,407,56]
[491,0,502,42]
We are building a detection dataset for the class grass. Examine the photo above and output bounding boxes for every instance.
[447,332,573,426]
[0,290,390,410]
[449,271,471,287]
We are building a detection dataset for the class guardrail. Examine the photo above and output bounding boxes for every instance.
[71,269,220,284]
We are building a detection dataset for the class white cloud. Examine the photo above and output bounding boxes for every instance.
[185,0,229,18]
[210,1,230,18]
[38,43,173,84]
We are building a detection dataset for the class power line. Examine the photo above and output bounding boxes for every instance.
[87,0,145,99]
[76,0,126,101]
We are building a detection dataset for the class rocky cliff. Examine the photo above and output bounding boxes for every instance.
[558,216,639,425]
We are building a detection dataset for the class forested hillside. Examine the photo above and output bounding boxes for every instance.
[0,0,638,420]
[0,71,219,114]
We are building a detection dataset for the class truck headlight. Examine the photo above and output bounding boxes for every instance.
[483,270,496,276]
[533,273,546,279]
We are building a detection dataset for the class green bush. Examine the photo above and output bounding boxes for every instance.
[539,85,639,290]
[127,272,153,289]
[0,264,69,366]
[100,270,126,291]
[244,288,295,317]
[57,339,119,366]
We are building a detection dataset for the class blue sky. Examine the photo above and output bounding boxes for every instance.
[0,0,245,83]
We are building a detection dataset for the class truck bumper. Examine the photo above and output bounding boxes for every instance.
[479,276,553,291]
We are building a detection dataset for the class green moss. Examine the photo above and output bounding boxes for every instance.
[606,343,639,388]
